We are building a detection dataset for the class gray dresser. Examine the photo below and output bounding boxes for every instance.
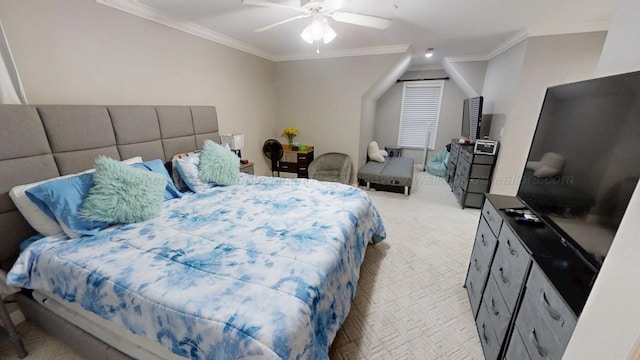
[465,194,594,360]
[446,140,498,208]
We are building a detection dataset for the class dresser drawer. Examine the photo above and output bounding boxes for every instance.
[482,200,503,236]
[505,328,531,360]
[467,179,489,193]
[516,294,569,360]
[454,185,465,204]
[469,164,492,179]
[462,148,474,164]
[475,218,498,265]
[465,243,492,317]
[297,154,311,163]
[483,274,512,341]
[523,263,577,345]
[474,154,495,165]
[457,159,470,177]
[278,162,297,172]
[476,302,501,360]
[491,228,530,312]
[463,193,484,208]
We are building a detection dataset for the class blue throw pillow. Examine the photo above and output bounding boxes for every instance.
[80,157,166,224]
[199,140,239,186]
[132,159,183,200]
[175,154,212,193]
[26,173,111,238]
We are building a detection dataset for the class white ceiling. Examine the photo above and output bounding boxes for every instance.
[102,0,616,64]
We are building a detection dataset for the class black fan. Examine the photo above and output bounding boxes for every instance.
[262,139,283,176]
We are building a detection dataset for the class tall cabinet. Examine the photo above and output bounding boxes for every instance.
[446,140,498,208]
[465,194,595,360]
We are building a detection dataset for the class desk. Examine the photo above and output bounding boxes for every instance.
[278,145,314,178]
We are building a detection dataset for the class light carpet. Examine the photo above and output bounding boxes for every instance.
[0,171,483,360]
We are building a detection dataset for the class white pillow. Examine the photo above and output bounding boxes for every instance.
[379,149,389,157]
[368,141,385,163]
[9,156,143,236]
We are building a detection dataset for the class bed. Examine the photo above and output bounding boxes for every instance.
[0,104,386,360]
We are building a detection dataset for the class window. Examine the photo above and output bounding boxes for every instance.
[397,80,444,150]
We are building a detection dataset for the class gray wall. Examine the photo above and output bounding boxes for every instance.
[274,54,402,171]
[0,0,277,175]
[373,70,467,166]
[484,32,607,194]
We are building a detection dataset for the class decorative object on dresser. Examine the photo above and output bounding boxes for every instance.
[277,144,314,178]
[220,133,245,158]
[281,127,298,147]
[447,138,499,208]
[466,195,595,360]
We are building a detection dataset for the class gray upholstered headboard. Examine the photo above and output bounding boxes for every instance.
[0,105,220,269]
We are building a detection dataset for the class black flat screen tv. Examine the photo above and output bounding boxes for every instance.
[461,96,483,141]
[518,71,640,270]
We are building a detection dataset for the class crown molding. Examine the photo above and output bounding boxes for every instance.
[444,21,610,64]
[528,21,610,37]
[96,0,275,61]
[272,44,411,62]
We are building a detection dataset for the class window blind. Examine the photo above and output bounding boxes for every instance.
[398,80,444,149]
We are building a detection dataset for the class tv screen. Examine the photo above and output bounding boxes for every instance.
[518,71,640,269]
[461,96,483,141]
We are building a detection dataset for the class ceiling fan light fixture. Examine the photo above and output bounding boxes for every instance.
[300,15,336,45]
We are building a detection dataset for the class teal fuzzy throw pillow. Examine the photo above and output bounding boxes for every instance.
[80,156,166,224]
[198,140,239,186]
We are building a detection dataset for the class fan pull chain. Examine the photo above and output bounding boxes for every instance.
[316,41,320,54]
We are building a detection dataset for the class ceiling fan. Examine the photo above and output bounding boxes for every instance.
[242,0,392,50]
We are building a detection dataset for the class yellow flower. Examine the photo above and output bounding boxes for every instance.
[281,127,298,137]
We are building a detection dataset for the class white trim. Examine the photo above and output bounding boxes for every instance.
[96,0,408,62]
[96,1,610,64]
[528,21,610,37]
[407,64,444,71]
[441,58,479,98]
[96,0,275,61]
[445,21,610,63]
[272,44,410,62]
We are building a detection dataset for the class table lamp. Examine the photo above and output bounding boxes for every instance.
[220,133,245,159]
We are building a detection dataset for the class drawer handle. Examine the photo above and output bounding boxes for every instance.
[529,329,548,358]
[474,258,481,271]
[498,267,510,285]
[506,239,518,256]
[485,210,494,223]
[482,323,490,345]
[541,291,564,324]
[490,298,500,317]
[480,233,487,246]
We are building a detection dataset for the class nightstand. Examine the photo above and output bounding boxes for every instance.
[240,162,255,174]
[385,146,403,157]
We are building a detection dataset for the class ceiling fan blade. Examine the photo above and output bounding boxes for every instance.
[331,11,392,30]
[242,0,302,11]
[255,14,309,32]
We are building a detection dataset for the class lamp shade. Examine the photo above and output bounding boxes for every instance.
[220,133,245,150]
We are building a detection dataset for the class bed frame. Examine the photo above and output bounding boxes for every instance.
[0,104,221,359]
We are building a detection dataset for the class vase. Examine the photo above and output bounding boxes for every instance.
[287,135,295,147]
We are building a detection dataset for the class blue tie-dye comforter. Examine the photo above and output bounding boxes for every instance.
[8,174,386,359]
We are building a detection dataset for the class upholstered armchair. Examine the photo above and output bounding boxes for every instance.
[308,153,352,184]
